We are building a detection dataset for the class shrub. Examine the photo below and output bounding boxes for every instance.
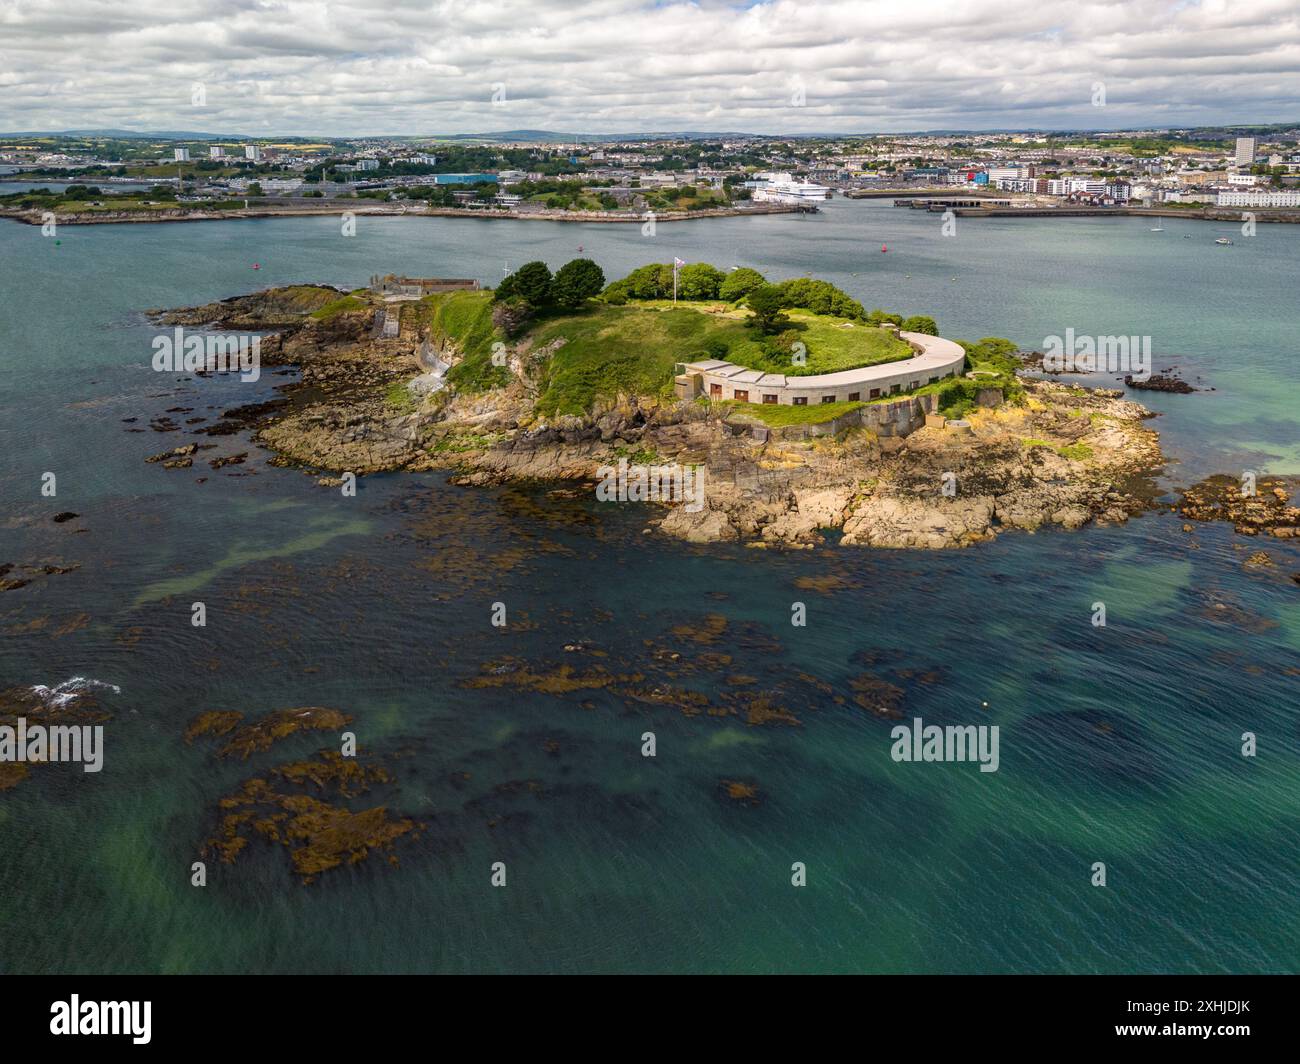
[901,315,938,336]
[719,267,767,302]
[676,262,725,300]
[775,278,865,319]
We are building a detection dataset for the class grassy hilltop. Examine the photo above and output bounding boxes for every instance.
[376,259,1021,422]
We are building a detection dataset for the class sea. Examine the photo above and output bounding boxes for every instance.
[0,197,1297,973]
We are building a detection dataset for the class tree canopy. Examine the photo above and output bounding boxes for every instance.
[745,285,789,334]
[552,258,606,308]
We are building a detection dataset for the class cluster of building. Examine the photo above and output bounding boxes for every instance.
[6,127,1299,214]
[820,133,1300,209]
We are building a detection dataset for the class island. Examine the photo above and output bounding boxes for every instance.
[149,261,1170,549]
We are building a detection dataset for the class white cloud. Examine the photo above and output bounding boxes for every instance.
[0,0,1297,134]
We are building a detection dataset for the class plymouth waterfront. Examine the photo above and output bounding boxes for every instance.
[1,199,1297,974]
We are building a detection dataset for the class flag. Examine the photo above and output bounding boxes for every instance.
[674,257,686,267]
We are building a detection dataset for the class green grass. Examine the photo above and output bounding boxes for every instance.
[726,311,913,376]
[420,291,509,393]
[722,398,865,427]
[625,302,912,377]
[309,294,366,320]
[430,431,502,453]
[52,198,174,212]
[524,302,915,417]
[384,382,417,414]
[1021,438,1094,462]
[531,303,733,417]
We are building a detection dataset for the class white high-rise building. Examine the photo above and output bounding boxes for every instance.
[245,144,261,161]
[173,147,190,161]
[1235,137,1258,165]
[209,146,224,159]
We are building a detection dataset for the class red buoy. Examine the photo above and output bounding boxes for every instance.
[881,244,888,253]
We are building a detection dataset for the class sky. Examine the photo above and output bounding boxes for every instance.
[1,0,1299,136]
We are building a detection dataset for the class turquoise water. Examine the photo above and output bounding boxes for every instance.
[0,202,1297,974]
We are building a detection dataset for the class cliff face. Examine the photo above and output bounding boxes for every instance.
[148,286,1169,549]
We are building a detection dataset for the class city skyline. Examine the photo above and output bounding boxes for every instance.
[3,0,1300,136]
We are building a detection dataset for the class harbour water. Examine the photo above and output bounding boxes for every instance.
[0,200,1297,973]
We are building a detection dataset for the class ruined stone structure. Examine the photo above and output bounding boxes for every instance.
[368,274,480,298]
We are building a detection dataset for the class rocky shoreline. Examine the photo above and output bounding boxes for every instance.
[138,285,1190,551]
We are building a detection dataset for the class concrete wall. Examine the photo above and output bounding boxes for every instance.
[763,393,938,440]
[676,330,967,407]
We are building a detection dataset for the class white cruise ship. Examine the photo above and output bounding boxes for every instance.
[745,172,832,205]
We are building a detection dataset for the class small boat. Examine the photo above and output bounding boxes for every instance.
[1149,227,1164,232]
[251,263,261,269]
[1215,237,1232,245]
[577,245,584,252]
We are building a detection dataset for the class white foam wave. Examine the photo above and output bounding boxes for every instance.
[29,676,122,708]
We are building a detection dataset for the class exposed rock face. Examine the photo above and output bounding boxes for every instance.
[638,381,1162,549]
[843,495,996,549]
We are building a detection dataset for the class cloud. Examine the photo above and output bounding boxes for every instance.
[0,0,1297,134]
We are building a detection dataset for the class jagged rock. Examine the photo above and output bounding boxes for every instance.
[658,506,738,543]
[842,495,996,549]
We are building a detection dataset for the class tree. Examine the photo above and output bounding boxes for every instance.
[497,260,553,304]
[616,263,674,299]
[552,258,606,309]
[746,285,788,334]
[247,181,263,196]
[901,315,938,336]
[719,267,767,302]
[676,263,725,301]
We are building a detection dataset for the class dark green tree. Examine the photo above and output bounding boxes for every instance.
[497,260,553,304]
[552,258,606,309]
[676,263,725,300]
[719,267,767,302]
[745,285,788,334]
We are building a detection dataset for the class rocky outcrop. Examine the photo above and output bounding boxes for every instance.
[150,287,1170,551]
[1124,373,1195,393]
[1178,475,1298,538]
[842,495,996,549]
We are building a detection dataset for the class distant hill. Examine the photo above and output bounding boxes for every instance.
[0,129,255,140]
